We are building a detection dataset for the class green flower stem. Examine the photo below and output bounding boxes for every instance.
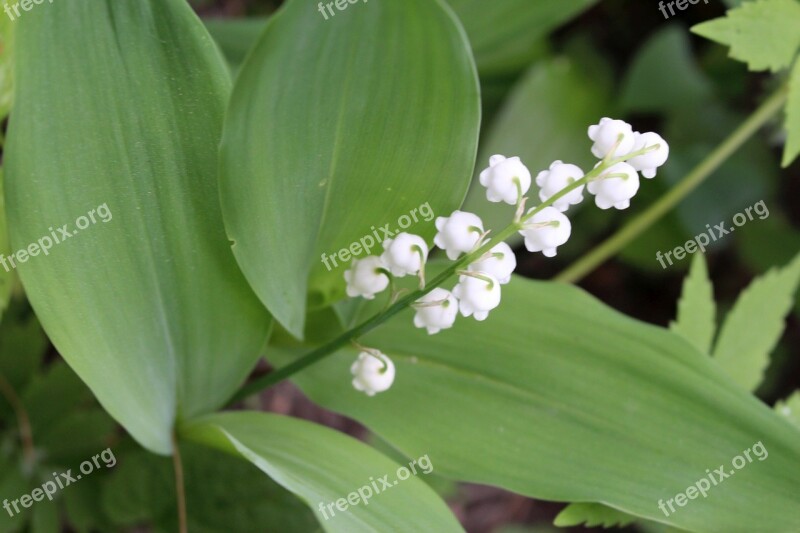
[555,84,789,284]
[229,159,622,405]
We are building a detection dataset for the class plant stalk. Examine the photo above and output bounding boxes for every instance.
[172,433,188,533]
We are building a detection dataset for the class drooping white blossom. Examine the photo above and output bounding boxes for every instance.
[351,350,395,396]
[627,131,669,178]
[535,160,586,212]
[588,118,635,159]
[381,232,428,277]
[478,155,532,205]
[413,288,459,335]
[452,273,501,321]
[587,162,640,210]
[468,242,516,284]
[434,211,485,260]
[344,256,390,300]
[518,206,571,257]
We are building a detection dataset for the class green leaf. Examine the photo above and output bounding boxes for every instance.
[461,57,611,239]
[775,392,800,429]
[220,0,480,337]
[203,18,267,71]
[713,253,800,391]
[4,0,271,454]
[670,253,716,354]
[0,463,30,532]
[619,25,714,113]
[447,0,598,76]
[554,502,636,528]
[182,412,464,532]
[21,362,93,440]
[783,59,800,167]
[0,16,13,121]
[37,410,116,466]
[30,502,58,533]
[103,443,318,533]
[270,276,800,531]
[0,169,13,322]
[0,302,46,395]
[691,0,800,73]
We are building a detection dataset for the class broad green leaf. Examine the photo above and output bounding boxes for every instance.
[670,253,716,354]
[5,0,271,455]
[447,0,598,76]
[619,25,714,113]
[461,58,611,239]
[691,0,800,73]
[554,502,636,528]
[102,443,318,533]
[783,59,800,167]
[220,0,480,337]
[713,253,800,391]
[775,392,800,429]
[0,16,12,121]
[270,276,800,531]
[203,18,268,70]
[0,169,12,322]
[182,412,464,532]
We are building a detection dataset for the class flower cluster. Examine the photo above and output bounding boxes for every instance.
[345,118,668,395]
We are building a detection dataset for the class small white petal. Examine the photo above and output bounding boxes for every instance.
[412,287,458,335]
[588,118,635,158]
[627,132,669,178]
[343,256,389,299]
[380,233,428,277]
[518,206,571,256]
[588,162,640,210]
[351,351,395,396]
[536,161,585,212]
[452,273,501,321]
[433,211,485,260]
[477,155,532,205]
[468,242,516,284]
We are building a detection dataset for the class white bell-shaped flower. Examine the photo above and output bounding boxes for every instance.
[381,232,428,277]
[627,132,669,178]
[433,211,485,260]
[351,350,395,396]
[518,206,571,257]
[452,272,501,321]
[467,242,516,284]
[478,155,532,205]
[535,160,586,212]
[588,118,635,158]
[344,256,390,300]
[413,287,458,335]
[587,162,640,210]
